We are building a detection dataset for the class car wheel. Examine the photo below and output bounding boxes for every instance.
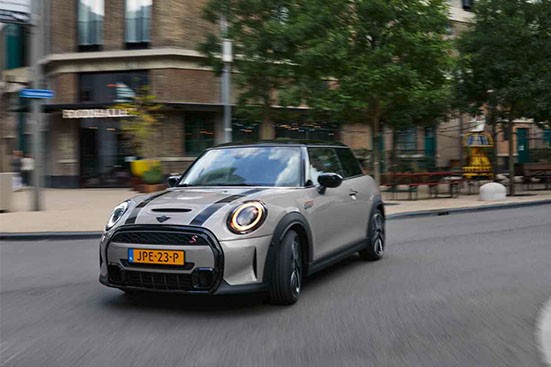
[359,207,385,261]
[269,229,302,305]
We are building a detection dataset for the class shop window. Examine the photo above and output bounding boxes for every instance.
[79,71,148,103]
[395,127,417,152]
[125,0,152,49]
[78,0,104,51]
[184,117,215,156]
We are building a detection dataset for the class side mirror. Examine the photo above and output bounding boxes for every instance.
[167,175,180,187]
[317,173,343,194]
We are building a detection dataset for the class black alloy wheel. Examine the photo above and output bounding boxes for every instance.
[359,207,385,261]
[269,229,302,305]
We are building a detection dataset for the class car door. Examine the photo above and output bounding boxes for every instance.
[334,147,371,244]
[303,147,356,260]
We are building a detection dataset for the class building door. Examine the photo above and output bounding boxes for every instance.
[517,128,529,164]
[424,127,436,169]
[79,120,131,187]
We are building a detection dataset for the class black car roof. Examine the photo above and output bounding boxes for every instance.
[213,139,348,149]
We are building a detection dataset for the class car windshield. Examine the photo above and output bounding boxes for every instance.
[179,147,302,187]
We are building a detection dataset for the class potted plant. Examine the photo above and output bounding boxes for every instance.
[113,87,165,192]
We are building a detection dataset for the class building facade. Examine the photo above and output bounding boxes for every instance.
[43,0,225,187]
[2,0,548,187]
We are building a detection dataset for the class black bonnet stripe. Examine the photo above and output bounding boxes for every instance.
[190,189,264,226]
[125,190,171,225]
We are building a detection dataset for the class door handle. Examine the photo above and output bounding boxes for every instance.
[349,189,358,195]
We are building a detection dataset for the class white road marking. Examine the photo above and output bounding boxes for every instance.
[537,297,551,366]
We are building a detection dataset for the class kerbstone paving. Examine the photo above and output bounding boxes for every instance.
[1,186,551,233]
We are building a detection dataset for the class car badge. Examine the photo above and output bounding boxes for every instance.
[156,215,171,223]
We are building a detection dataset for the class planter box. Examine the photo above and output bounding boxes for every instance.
[137,183,167,193]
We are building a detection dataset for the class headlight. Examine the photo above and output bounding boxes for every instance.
[227,201,267,234]
[106,201,130,231]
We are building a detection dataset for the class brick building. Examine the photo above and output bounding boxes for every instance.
[3,0,546,187]
[42,0,226,187]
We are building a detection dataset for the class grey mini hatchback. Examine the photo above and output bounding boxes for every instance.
[99,141,385,305]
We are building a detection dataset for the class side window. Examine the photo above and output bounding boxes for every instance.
[307,147,344,185]
[335,148,363,178]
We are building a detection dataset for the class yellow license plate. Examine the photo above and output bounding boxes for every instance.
[128,249,185,266]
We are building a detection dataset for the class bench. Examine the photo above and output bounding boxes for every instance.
[383,172,463,200]
[515,163,551,190]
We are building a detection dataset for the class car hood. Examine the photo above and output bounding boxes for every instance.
[126,187,272,227]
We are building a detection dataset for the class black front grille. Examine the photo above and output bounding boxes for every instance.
[112,231,209,246]
[111,269,193,291]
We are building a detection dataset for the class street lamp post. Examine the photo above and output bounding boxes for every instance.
[30,0,44,211]
[220,16,233,143]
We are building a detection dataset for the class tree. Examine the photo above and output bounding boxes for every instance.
[200,0,297,139]
[113,87,163,159]
[455,0,551,195]
[285,0,453,183]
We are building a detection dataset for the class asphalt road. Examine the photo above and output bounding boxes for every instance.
[1,205,551,367]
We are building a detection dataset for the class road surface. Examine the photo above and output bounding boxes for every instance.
[1,205,550,366]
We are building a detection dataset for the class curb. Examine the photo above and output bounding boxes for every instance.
[0,232,102,241]
[386,199,551,220]
[1,199,550,240]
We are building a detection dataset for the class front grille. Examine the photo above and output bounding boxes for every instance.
[112,231,209,246]
[110,268,193,291]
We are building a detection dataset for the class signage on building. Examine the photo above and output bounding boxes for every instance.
[0,0,31,24]
[20,89,55,99]
[62,109,134,119]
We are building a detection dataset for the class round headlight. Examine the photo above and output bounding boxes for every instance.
[228,201,267,234]
[106,201,130,231]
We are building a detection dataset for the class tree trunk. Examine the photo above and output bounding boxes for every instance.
[372,118,381,185]
[507,120,515,196]
[391,129,397,173]
[259,107,275,140]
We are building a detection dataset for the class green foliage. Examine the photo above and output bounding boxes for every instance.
[113,86,164,159]
[455,0,551,194]
[286,0,454,130]
[455,0,551,123]
[142,164,163,185]
[199,0,454,181]
[200,0,297,122]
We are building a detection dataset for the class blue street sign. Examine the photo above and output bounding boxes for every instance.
[20,89,55,99]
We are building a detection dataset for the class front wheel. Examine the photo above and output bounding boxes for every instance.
[359,207,385,261]
[269,230,302,305]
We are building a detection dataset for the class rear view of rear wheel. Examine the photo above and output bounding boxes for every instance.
[269,230,302,305]
[359,207,385,261]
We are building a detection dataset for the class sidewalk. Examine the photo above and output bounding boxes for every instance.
[1,187,551,234]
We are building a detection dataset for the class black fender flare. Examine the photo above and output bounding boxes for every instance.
[262,211,313,285]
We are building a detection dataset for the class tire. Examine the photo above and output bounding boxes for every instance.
[268,230,302,305]
[359,206,385,261]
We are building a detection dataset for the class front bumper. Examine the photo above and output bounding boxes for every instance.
[99,225,271,295]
